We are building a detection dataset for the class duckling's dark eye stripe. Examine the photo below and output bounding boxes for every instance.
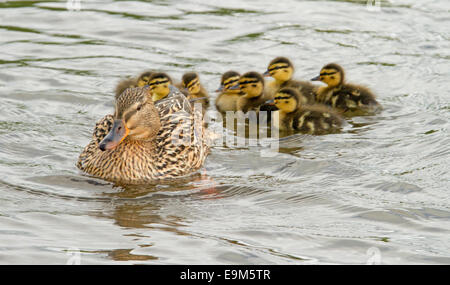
[268,65,289,72]
[274,96,292,100]
[148,79,169,87]
[187,79,199,88]
[239,79,259,85]
[320,72,337,76]
[224,78,238,85]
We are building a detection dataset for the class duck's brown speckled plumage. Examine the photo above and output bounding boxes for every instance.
[77,87,209,184]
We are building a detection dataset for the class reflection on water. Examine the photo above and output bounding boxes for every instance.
[0,0,449,264]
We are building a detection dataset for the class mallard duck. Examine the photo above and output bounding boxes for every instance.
[179,72,210,113]
[214,70,242,113]
[311,63,381,113]
[271,87,343,134]
[114,71,154,97]
[263,57,317,104]
[236,71,272,113]
[77,87,209,184]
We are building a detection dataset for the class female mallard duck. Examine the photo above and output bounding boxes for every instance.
[77,87,209,184]
[179,72,210,113]
[263,57,317,104]
[114,70,154,97]
[215,70,242,113]
[236,71,272,113]
[311,63,381,114]
[271,87,343,134]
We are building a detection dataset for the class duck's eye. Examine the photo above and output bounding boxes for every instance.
[330,76,334,79]
[137,105,142,111]
[252,84,257,87]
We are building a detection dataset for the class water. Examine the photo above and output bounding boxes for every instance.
[0,0,449,264]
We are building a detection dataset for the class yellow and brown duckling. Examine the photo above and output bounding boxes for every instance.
[214,70,242,113]
[236,71,272,113]
[264,57,317,104]
[146,72,174,102]
[271,87,343,134]
[77,87,209,184]
[179,72,210,113]
[114,70,154,97]
[311,63,381,114]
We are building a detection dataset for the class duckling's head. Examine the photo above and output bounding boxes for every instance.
[274,87,300,113]
[264,57,294,83]
[216,70,240,93]
[182,72,201,95]
[99,88,161,151]
[239,71,264,98]
[311,63,344,87]
[136,71,154,87]
[147,72,173,101]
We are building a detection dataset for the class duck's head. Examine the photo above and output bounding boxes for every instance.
[273,87,300,113]
[182,72,202,95]
[99,88,161,151]
[147,72,173,101]
[136,71,154,87]
[216,70,240,93]
[311,63,344,87]
[238,71,264,98]
[263,57,294,83]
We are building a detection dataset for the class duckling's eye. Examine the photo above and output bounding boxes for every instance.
[252,84,257,87]
[330,76,334,79]
[283,70,288,73]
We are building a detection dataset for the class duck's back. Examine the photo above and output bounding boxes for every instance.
[292,104,343,134]
[324,83,380,113]
[281,80,317,104]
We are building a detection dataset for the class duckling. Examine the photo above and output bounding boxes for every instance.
[179,72,210,113]
[264,57,317,104]
[115,78,137,97]
[263,57,317,103]
[311,63,381,113]
[272,87,343,134]
[114,71,154,97]
[236,71,271,113]
[146,72,174,102]
[214,70,242,113]
[135,70,154,87]
[77,87,209,184]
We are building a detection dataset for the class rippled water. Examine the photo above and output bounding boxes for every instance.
[0,0,449,264]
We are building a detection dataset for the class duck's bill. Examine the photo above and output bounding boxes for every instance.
[311,75,321,81]
[265,99,275,104]
[263,70,271,77]
[99,119,129,151]
[215,85,224,92]
[228,84,240,90]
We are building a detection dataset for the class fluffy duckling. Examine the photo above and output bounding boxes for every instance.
[311,63,381,113]
[77,87,209,184]
[236,71,272,113]
[114,71,154,97]
[180,72,210,113]
[264,57,317,104]
[147,72,174,102]
[214,70,242,113]
[272,87,343,134]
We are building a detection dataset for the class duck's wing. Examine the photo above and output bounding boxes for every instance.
[154,86,209,177]
[77,114,114,171]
